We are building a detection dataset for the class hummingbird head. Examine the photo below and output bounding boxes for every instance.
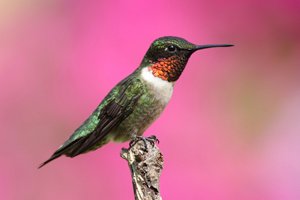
[142,36,233,82]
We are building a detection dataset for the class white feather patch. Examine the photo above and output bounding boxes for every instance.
[141,67,174,104]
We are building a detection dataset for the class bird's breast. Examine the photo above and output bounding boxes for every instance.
[140,67,174,104]
[110,68,174,142]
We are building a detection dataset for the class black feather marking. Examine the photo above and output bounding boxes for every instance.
[68,92,141,157]
[38,139,83,168]
[38,154,60,169]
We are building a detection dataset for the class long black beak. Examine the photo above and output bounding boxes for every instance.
[195,44,234,50]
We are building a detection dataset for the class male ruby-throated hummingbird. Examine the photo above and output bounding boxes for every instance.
[39,36,233,168]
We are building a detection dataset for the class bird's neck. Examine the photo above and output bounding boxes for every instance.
[142,55,188,82]
[140,67,174,102]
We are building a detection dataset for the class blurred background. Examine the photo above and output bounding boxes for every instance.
[1,0,300,199]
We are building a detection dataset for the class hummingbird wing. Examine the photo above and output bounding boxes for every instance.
[67,85,142,157]
[39,76,144,168]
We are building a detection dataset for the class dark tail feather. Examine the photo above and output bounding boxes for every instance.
[38,153,62,169]
[38,139,83,169]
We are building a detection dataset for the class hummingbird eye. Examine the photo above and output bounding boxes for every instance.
[165,45,178,53]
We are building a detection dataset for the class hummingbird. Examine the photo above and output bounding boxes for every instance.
[39,36,233,168]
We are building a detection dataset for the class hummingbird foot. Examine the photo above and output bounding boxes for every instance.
[148,135,160,145]
[129,135,159,151]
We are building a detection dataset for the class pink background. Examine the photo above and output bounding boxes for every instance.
[1,0,300,199]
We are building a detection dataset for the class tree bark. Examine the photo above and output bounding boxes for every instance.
[121,137,163,200]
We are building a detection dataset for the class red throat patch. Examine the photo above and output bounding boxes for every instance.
[148,56,185,81]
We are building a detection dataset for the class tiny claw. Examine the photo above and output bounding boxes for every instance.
[129,140,135,148]
[129,135,159,151]
[148,135,159,145]
[129,136,148,150]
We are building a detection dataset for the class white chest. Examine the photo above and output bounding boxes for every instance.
[140,67,174,104]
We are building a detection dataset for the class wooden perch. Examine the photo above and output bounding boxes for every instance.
[121,137,164,200]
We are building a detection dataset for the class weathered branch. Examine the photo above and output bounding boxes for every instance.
[121,137,163,200]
